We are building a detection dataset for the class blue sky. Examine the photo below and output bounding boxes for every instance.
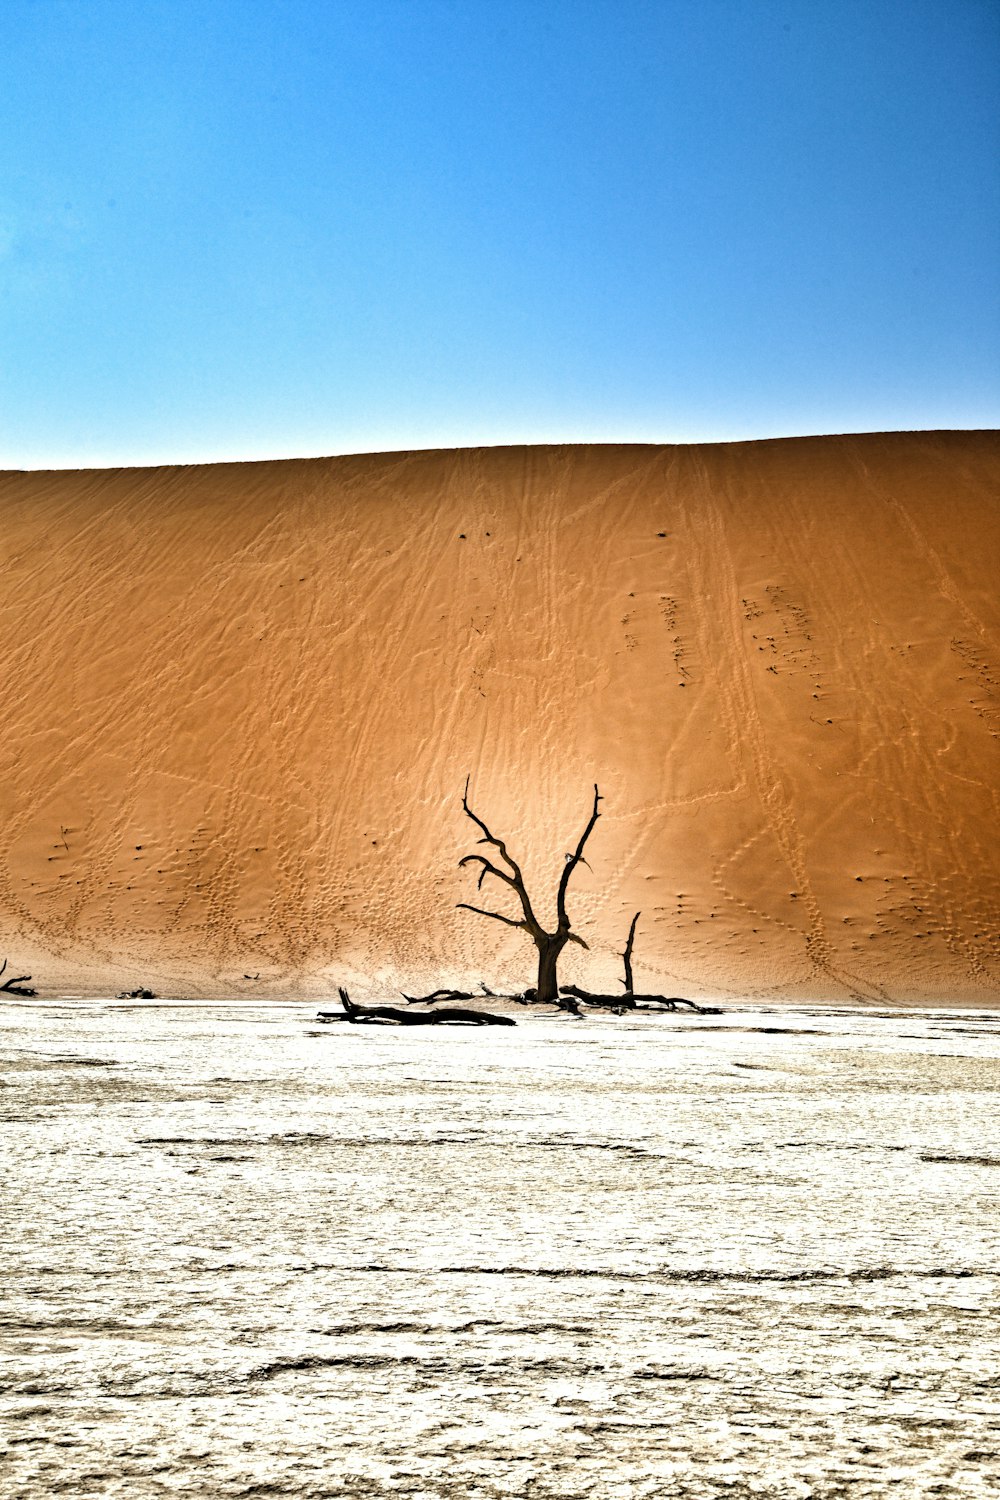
[2,0,998,467]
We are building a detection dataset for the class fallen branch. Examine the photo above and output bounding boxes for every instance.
[0,958,36,997]
[399,988,480,1005]
[560,983,719,1015]
[556,994,586,1017]
[116,987,157,1000]
[319,988,515,1027]
[402,983,538,1006]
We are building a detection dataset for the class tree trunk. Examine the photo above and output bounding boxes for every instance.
[535,935,566,1003]
[622,911,640,993]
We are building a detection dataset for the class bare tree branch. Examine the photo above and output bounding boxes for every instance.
[566,931,590,950]
[461,777,523,879]
[460,777,540,931]
[621,911,640,992]
[457,853,518,891]
[556,784,602,931]
[456,902,526,930]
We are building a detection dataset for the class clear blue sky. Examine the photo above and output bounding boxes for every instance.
[2,0,998,468]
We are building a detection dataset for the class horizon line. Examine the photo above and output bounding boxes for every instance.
[4,424,998,477]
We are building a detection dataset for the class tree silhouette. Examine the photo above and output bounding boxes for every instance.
[457,778,601,1003]
[621,911,640,992]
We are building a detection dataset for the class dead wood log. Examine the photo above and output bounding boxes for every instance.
[401,984,526,1005]
[116,987,157,999]
[322,988,515,1027]
[560,983,718,1014]
[556,995,585,1017]
[399,988,479,1004]
[560,983,636,1011]
[419,1005,515,1026]
[0,958,37,997]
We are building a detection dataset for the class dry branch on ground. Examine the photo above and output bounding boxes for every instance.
[321,987,515,1027]
[0,958,36,997]
[559,983,719,1014]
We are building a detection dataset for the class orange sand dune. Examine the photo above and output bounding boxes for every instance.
[0,432,997,1003]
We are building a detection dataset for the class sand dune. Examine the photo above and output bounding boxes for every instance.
[0,432,997,1003]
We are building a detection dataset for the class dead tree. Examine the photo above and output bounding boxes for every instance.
[621,911,640,992]
[321,987,515,1027]
[457,778,601,1004]
[0,958,36,997]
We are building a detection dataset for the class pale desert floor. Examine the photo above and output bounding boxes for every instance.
[3,998,999,1498]
[0,431,997,1003]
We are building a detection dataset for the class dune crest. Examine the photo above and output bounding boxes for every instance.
[1,432,997,1002]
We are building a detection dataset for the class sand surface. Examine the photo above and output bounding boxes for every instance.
[0,432,997,1002]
